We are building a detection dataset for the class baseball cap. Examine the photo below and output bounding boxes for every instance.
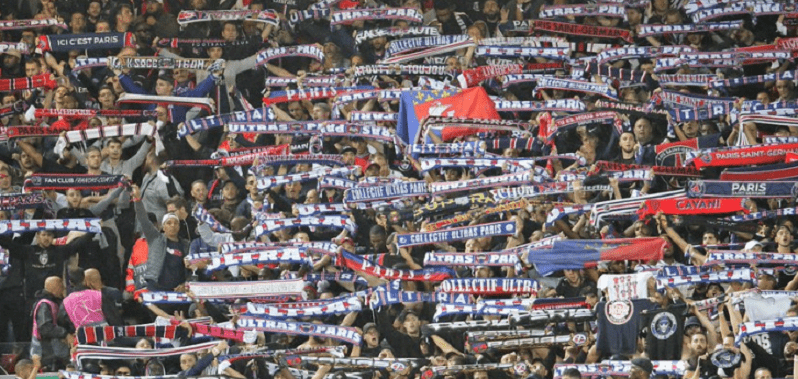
[685,316,701,330]
[363,323,378,334]
[744,240,763,251]
[341,146,357,155]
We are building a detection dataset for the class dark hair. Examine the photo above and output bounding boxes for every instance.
[166,196,189,212]
[563,368,582,379]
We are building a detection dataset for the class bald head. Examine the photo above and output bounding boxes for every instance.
[44,276,65,298]
[84,268,102,290]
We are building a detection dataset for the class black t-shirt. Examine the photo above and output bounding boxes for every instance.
[159,239,187,291]
[643,303,686,360]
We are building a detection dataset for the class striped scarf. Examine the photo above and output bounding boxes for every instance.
[457,62,563,88]
[0,73,57,91]
[349,111,398,122]
[636,21,743,37]
[263,86,373,105]
[177,10,279,25]
[0,18,66,30]
[256,166,354,190]
[193,203,231,233]
[24,174,126,191]
[287,8,330,25]
[540,3,626,18]
[237,317,362,345]
[386,35,471,58]
[396,220,516,248]
[76,324,178,345]
[187,279,306,299]
[293,203,347,216]
[254,215,356,236]
[183,107,273,137]
[470,334,574,353]
[655,268,756,289]
[351,65,450,77]
[429,171,535,196]
[38,32,134,53]
[530,19,633,42]
[221,346,346,363]
[736,317,798,346]
[439,278,538,295]
[255,45,324,66]
[340,250,454,281]
[423,199,526,232]
[408,141,485,156]
[139,291,192,304]
[246,296,361,318]
[317,176,356,190]
[207,248,311,273]
[73,57,108,72]
[354,26,440,45]
[0,192,46,210]
[110,56,213,70]
[265,75,341,88]
[534,77,618,100]
[475,46,569,60]
[75,341,218,366]
[0,42,29,55]
[0,219,102,235]
[220,241,338,254]
[344,181,429,203]
[62,123,158,144]
[294,356,421,372]
[433,303,525,321]
[156,38,251,49]
[330,8,422,27]
[36,108,157,119]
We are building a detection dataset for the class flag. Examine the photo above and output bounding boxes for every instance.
[397,87,500,145]
[526,238,667,276]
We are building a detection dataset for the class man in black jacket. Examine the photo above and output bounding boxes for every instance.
[31,276,71,371]
[1,230,95,301]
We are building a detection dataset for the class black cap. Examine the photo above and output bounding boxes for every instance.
[631,357,653,373]
[685,316,701,330]
[363,322,378,333]
[341,146,357,155]
[157,74,174,83]
[396,309,417,323]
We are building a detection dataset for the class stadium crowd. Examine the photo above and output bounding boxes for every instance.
[0,0,798,379]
